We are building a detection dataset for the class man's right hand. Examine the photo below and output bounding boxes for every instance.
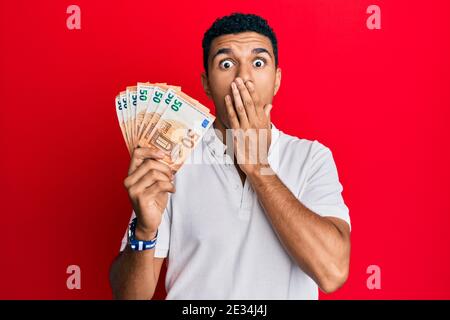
[124,147,176,240]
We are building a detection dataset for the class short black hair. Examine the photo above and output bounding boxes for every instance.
[202,13,279,74]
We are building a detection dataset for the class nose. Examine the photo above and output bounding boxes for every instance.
[236,63,253,83]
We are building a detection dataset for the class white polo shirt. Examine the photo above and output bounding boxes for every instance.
[119,123,351,299]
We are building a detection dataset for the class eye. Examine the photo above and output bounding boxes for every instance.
[253,58,265,68]
[219,59,235,69]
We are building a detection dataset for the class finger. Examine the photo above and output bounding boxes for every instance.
[235,78,257,121]
[144,180,176,196]
[263,103,273,118]
[129,146,165,175]
[224,95,240,129]
[128,170,172,198]
[125,159,174,188]
[245,80,263,118]
[231,81,249,128]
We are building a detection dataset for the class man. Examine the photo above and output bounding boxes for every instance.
[110,13,351,300]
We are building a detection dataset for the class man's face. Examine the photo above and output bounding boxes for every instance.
[202,32,281,129]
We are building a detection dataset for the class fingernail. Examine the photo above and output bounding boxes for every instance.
[231,82,237,90]
[235,78,243,85]
[246,81,253,88]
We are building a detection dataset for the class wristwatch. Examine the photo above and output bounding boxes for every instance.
[128,218,158,251]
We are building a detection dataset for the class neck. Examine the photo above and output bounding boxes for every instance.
[212,118,228,146]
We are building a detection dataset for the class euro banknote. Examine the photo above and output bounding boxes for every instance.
[115,83,215,172]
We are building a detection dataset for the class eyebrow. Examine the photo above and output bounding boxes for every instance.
[211,47,273,61]
[252,47,272,58]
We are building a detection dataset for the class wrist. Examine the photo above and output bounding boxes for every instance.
[134,224,158,241]
[245,163,273,178]
[128,218,158,251]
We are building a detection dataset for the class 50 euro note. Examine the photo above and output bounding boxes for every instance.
[126,86,138,148]
[139,86,178,145]
[115,94,132,155]
[119,91,134,152]
[138,92,215,172]
[136,82,167,140]
[136,82,154,140]
[138,84,181,144]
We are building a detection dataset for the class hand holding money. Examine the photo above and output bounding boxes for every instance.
[115,82,215,236]
[123,147,175,239]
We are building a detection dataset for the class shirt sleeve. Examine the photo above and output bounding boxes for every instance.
[119,198,172,257]
[299,141,351,231]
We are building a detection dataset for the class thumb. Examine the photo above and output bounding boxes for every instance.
[263,104,273,117]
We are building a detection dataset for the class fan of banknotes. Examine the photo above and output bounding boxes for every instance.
[115,83,215,172]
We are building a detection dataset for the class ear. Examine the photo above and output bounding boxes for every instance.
[201,72,212,98]
[273,67,282,96]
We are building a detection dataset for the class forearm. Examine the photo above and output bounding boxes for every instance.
[109,245,158,300]
[247,167,350,292]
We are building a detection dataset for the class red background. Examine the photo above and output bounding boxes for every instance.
[1,0,449,299]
